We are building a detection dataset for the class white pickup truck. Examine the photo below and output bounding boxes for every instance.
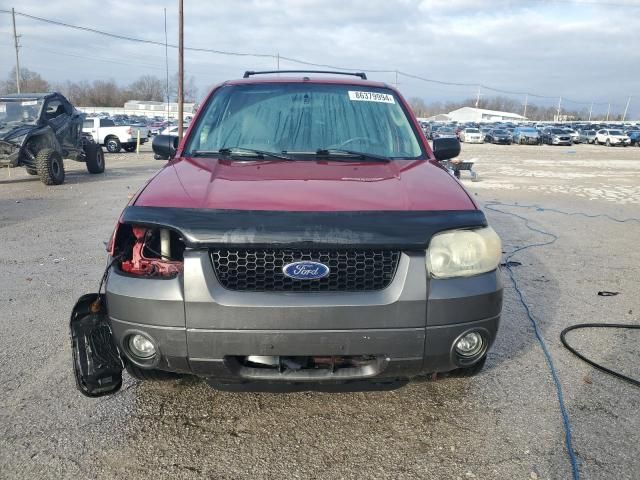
[82,118,149,153]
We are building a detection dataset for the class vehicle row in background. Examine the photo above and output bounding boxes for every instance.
[420,120,639,147]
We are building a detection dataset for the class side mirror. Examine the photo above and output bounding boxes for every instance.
[152,135,179,160]
[432,137,461,161]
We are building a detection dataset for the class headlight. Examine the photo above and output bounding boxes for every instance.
[427,226,502,278]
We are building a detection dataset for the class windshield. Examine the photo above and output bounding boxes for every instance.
[609,130,623,135]
[0,98,44,126]
[551,128,566,134]
[185,83,424,159]
[493,130,507,134]
[465,128,479,133]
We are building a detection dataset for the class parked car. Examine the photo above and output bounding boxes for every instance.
[83,117,149,153]
[512,127,541,145]
[459,128,483,143]
[432,127,457,139]
[627,130,640,146]
[0,92,104,185]
[70,71,504,396]
[159,124,190,136]
[541,128,572,145]
[562,128,581,143]
[594,129,631,147]
[578,129,597,144]
[484,129,512,145]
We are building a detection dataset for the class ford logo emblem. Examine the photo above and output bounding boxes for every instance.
[282,261,330,280]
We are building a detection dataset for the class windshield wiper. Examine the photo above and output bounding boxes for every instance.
[214,147,292,161]
[315,148,391,162]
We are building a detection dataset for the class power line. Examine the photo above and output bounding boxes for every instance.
[0,8,634,110]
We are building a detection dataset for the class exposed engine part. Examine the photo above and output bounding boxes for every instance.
[118,226,183,278]
[240,355,378,373]
[160,228,171,259]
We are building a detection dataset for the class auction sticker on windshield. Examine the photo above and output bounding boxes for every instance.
[348,91,395,104]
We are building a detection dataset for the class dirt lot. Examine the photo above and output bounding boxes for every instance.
[0,143,638,479]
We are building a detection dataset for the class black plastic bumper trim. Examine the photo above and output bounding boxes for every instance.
[121,206,487,248]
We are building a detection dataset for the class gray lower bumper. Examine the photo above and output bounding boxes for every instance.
[106,251,502,381]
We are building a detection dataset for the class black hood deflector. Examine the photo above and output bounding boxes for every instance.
[121,206,487,249]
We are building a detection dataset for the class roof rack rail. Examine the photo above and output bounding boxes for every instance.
[243,70,367,80]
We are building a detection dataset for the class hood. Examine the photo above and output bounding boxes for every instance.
[134,156,476,212]
[0,123,34,145]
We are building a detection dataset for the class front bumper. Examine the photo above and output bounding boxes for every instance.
[106,251,503,383]
[0,142,20,167]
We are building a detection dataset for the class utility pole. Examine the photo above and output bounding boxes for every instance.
[523,94,528,118]
[606,103,610,122]
[588,103,593,122]
[164,7,170,122]
[556,96,562,122]
[12,8,21,93]
[177,0,184,141]
[622,96,631,122]
[474,86,482,108]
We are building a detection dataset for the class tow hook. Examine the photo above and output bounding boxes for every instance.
[69,293,123,397]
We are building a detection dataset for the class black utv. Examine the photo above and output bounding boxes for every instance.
[0,92,104,185]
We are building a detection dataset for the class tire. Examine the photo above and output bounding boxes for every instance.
[125,363,182,381]
[123,144,137,153]
[452,355,487,377]
[606,139,611,147]
[84,143,105,174]
[105,137,122,153]
[26,168,38,176]
[36,148,65,185]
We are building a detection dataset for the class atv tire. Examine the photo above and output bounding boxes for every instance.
[125,363,182,381]
[105,137,122,153]
[36,148,65,185]
[84,143,105,174]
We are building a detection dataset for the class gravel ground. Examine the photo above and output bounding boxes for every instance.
[0,143,638,479]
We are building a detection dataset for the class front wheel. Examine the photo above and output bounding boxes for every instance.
[36,148,65,185]
[606,139,611,147]
[105,137,122,153]
[84,143,105,174]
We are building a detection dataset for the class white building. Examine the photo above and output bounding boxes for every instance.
[446,107,527,123]
[78,100,196,119]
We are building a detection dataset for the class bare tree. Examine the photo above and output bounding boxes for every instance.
[127,75,165,101]
[1,67,50,94]
[170,73,199,103]
[407,97,429,117]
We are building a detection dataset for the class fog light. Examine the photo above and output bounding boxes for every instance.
[455,332,484,357]
[128,334,156,359]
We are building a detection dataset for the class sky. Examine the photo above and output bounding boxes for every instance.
[1,0,639,118]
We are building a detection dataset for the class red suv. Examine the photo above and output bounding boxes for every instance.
[70,71,503,396]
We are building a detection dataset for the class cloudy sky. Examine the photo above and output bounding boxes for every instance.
[1,0,639,117]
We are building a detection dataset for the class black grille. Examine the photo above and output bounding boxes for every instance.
[211,249,401,292]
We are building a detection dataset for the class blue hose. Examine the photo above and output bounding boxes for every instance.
[483,201,640,480]
[484,202,579,479]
